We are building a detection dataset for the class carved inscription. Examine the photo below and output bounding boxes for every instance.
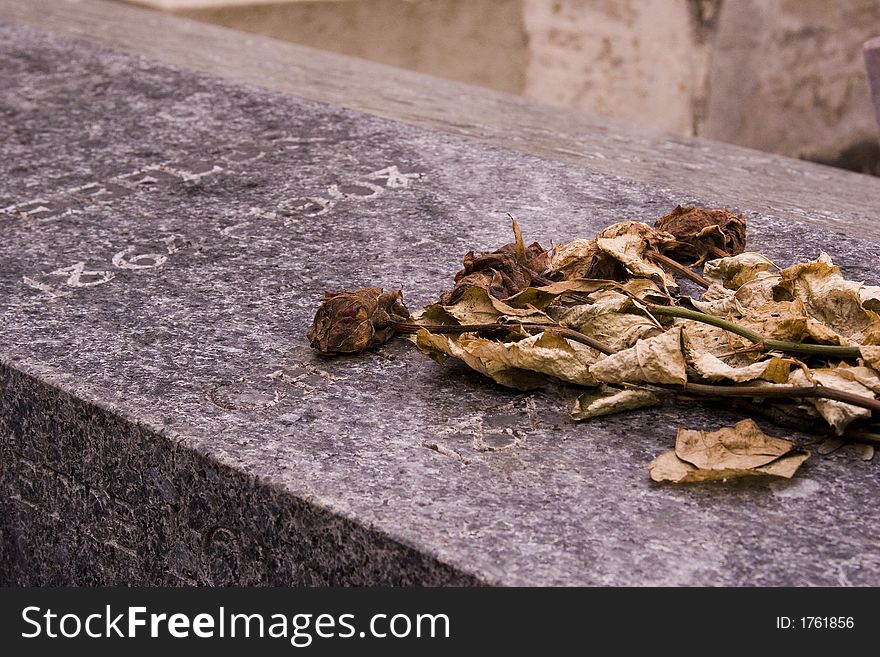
[1,134,329,222]
[22,234,191,300]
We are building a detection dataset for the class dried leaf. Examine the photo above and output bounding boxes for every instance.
[414,330,545,390]
[594,221,677,289]
[854,443,875,461]
[788,367,876,435]
[860,285,880,311]
[649,449,810,483]
[308,287,410,354]
[571,386,663,420]
[774,252,880,345]
[678,319,746,360]
[415,328,600,389]
[423,285,552,326]
[551,286,664,352]
[480,331,602,386]
[690,353,790,384]
[546,239,627,281]
[860,345,880,371]
[590,327,687,385]
[703,252,775,289]
[649,419,809,483]
[503,279,617,310]
[732,271,780,309]
[654,205,747,264]
[676,419,795,469]
[567,310,663,353]
[835,364,880,394]
[691,284,738,316]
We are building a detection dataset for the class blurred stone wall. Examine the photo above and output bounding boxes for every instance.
[124,0,880,171]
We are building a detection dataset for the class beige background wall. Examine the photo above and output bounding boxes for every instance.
[123,0,880,171]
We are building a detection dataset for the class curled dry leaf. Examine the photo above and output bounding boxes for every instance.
[571,385,663,420]
[308,287,410,354]
[486,331,601,386]
[546,239,627,281]
[649,419,810,483]
[774,252,880,345]
[415,329,601,389]
[788,367,877,435]
[654,205,747,264]
[703,252,775,289]
[594,221,678,290]
[422,285,552,327]
[590,326,687,385]
[689,353,790,384]
[860,345,880,370]
[414,330,546,390]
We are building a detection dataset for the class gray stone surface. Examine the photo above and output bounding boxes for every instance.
[2,22,880,586]
[867,37,880,133]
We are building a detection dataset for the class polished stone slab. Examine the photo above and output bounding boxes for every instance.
[2,21,880,586]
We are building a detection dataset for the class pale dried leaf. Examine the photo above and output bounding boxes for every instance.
[735,299,851,346]
[690,353,790,384]
[553,288,662,351]
[676,419,795,470]
[692,284,738,316]
[835,364,880,394]
[546,239,623,281]
[854,443,875,461]
[775,252,880,345]
[573,311,663,353]
[649,419,809,483]
[423,285,552,326]
[860,345,880,371]
[571,386,663,421]
[474,331,601,386]
[860,285,880,311]
[595,221,677,288]
[649,449,809,483]
[590,327,687,385]
[678,319,751,361]
[703,252,775,289]
[414,330,545,390]
[732,270,780,309]
[788,367,875,435]
[504,279,617,310]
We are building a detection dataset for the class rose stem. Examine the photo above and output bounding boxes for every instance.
[647,304,862,359]
[390,321,614,355]
[658,381,880,414]
[647,251,711,288]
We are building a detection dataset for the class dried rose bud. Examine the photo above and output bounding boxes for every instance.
[654,205,746,264]
[440,218,549,303]
[308,287,411,354]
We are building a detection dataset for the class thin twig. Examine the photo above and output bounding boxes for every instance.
[657,381,880,414]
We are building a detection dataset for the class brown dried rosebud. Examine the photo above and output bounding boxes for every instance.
[654,205,746,264]
[308,287,411,354]
[440,218,550,303]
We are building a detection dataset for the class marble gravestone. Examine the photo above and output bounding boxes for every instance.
[2,20,880,587]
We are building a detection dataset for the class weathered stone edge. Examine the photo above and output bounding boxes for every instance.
[0,358,486,586]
